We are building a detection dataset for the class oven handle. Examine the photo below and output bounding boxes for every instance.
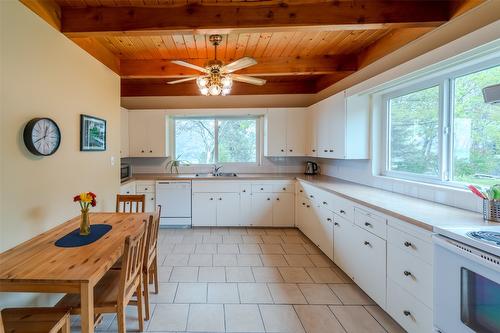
[433,235,500,272]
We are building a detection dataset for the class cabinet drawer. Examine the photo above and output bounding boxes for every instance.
[136,181,155,193]
[240,184,251,194]
[354,207,387,239]
[387,282,433,333]
[388,244,433,307]
[252,184,273,193]
[120,182,135,195]
[332,195,354,222]
[193,181,239,193]
[272,182,294,193]
[387,226,433,265]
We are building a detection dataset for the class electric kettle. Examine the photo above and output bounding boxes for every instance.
[304,161,318,175]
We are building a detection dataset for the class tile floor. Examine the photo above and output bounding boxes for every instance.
[71,227,406,333]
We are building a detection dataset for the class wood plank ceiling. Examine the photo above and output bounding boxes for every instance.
[22,0,483,96]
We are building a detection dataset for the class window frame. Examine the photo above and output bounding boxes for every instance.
[172,115,260,166]
[381,58,500,187]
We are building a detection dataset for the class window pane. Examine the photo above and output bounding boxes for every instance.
[174,119,215,164]
[452,65,500,186]
[389,86,440,176]
[218,118,257,163]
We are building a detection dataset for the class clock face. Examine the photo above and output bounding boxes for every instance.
[23,118,61,156]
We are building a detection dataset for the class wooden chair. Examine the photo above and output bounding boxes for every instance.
[116,194,146,213]
[1,308,71,333]
[142,205,161,320]
[56,220,148,333]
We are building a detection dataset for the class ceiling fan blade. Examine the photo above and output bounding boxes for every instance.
[231,74,266,86]
[167,76,198,84]
[171,60,208,73]
[223,57,258,73]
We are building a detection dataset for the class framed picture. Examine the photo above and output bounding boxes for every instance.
[80,115,106,151]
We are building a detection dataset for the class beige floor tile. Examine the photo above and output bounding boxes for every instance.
[225,304,265,332]
[218,244,240,254]
[284,228,302,235]
[261,235,284,244]
[172,243,196,254]
[226,267,255,282]
[281,235,305,244]
[242,235,264,243]
[259,304,305,333]
[298,284,342,305]
[278,267,313,283]
[328,284,376,305]
[239,243,263,254]
[195,243,217,254]
[237,254,263,266]
[308,254,334,267]
[260,254,289,267]
[266,229,287,236]
[330,305,386,333]
[149,282,178,303]
[260,244,285,254]
[295,305,346,333]
[207,282,240,303]
[268,283,307,304]
[203,234,222,243]
[148,304,188,331]
[303,244,323,254]
[282,243,309,254]
[238,283,273,304]
[105,304,147,332]
[158,266,173,282]
[364,305,406,333]
[223,235,243,244]
[174,283,207,303]
[169,267,199,282]
[306,267,344,283]
[213,254,238,266]
[211,228,230,235]
[187,304,225,332]
[198,266,226,282]
[163,254,189,266]
[229,227,248,235]
[284,254,315,267]
[252,267,284,283]
[188,254,213,266]
[247,228,268,235]
[181,235,203,243]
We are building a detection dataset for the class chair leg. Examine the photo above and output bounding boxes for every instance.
[61,315,71,333]
[136,282,145,332]
[117,307,126,333]
[143,271,151,321]
[153,256,159,294]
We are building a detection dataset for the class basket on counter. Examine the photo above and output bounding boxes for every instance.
[483,200,500,223]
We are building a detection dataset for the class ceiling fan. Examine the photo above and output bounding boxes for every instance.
[167,34,266,96]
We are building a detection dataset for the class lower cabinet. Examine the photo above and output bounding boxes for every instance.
[272,193,295,227]
[251,193,273,226]
[333,214,356,279]
[217,193,240,226]
[192,192,240,226]
[316,206,334,260]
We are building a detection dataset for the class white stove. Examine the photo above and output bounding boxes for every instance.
[435,225,500,257]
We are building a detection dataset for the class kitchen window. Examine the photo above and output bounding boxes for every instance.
[383,61,500,187]
[174,117,258,164]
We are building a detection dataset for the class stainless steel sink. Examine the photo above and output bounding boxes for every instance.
[194,173,237,177]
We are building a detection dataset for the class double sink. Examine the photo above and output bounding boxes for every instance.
[195,173,238,177]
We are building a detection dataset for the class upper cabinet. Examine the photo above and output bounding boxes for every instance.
[128,110,169,158]
[264,108,307,157]
[120,108,129,158]
[314,91,370,159]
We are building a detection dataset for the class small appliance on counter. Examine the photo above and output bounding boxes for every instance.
[304,161,319,175]
[120,163,131,182]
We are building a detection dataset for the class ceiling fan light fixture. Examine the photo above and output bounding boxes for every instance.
[209,84,222,96]
[196,77,208,88]
[200,87,209,96]
[222,88,231,96]
[221,76,232,88]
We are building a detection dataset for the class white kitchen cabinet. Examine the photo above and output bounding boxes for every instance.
[316,206,334,260]
[264,108,307,157]
[286,108,307,156]
[128,110,169,158]
[272,192,294,227]
[192,193,217,226]
[239,184,252,226]
[251,193,273,226]
[120,181,136,195]
[135,181,156,212]
[305,105,318,157]
[333,214,356,279]
[216,193,240,226]
[120,108,129,158]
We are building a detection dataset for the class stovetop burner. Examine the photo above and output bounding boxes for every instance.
[467,231,500,246]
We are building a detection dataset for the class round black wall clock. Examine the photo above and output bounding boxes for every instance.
[23,118,61,156]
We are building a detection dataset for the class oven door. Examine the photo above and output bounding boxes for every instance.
[433,235,500,333]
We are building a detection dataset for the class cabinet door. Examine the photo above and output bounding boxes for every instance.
[144,192,156,212]
[316,207,334,260]
[239,189,252,226]
[128,111,167,157]
[306,106,318,157]
[217,193,240,226]
[264,108,287,156]
[316,106,330,158]
[333,215,356,279]
[192,193,217,226]
[251,193,273,226]
[286,108,307,156]
[328,92,346,159]
[301,200,320,244]
[272,193,294,227]
[120,108,129,158]
[128,111,148,157]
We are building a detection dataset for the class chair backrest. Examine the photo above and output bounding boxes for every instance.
[144,205,161,268]
[116,194,146,213]
[119,220,147,305]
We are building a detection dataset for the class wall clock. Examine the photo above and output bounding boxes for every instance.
[23,118,61,156]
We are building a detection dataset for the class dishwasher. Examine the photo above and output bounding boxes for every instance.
[156,180,192,227]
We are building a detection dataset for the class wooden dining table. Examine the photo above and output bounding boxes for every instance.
[0,212,150,333]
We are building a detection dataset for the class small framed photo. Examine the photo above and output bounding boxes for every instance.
[80,114,106,151]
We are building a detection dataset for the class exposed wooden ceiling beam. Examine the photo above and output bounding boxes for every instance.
[121,79,317,96]
[71,37,120,74]
[61,1,454,37]
[120,56,357,78]
[20,0,61,31]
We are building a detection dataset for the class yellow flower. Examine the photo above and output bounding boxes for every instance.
[80,192,92,203]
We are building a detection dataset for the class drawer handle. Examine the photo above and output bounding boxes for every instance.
[150,198,154,201]
[260,188,264,190]
[299,190,303,192]
[306,205,310,208]
[364,241,371,246]
[334,222,339,226]
[141,150,145,153]
[267,198,271,201]
[242,190,246,192]
[289,149,293,152]
[310,195,314,198]
[281,149,284,152]
[312,149,316,152]
[403,270,412,277]
[327,218,332,221]
[302,203,306,206]
[323,201,327,205]
[340,210,346,214]
[329,149,334,152]
[210,198,214,200]
[219,198,222,201]
[282,187,286,191]
[404,241,413,248]
[403,310,411,317]
[276,198,280,201]
[364,222,372,227]
[324,149,328,152]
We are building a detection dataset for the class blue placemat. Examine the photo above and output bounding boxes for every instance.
[55,224,112,248]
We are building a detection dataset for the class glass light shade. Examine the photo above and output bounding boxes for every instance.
[222,88,231,96]
[221,76,232,88]
[208,84,222,96]
[200,87,209,95]
[197,77,208,88]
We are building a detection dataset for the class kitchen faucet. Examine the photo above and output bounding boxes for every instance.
[213,164,223,175]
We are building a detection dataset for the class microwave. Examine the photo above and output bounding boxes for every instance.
[120,164,131,182]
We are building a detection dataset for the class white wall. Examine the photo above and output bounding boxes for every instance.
[1,1,120,306]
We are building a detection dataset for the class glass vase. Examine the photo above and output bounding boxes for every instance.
[80,208,91,236]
